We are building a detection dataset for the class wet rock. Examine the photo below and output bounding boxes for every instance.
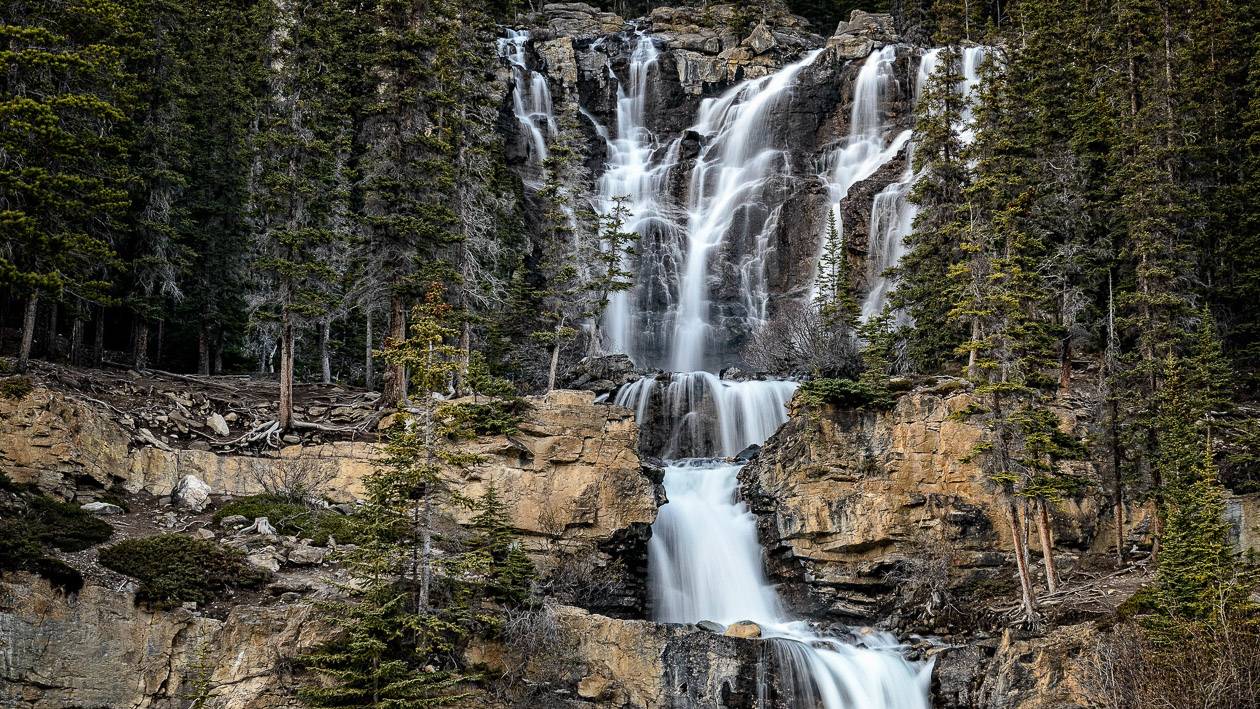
[80,501,122,515]
[734,444,761,462]
[172,474,212,512]
[696,620,725,633]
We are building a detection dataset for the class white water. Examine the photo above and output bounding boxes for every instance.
[859,46,989,319]
[557,35,934,706]
[498,29,557,184]
[650,460,933,707]
[614,373,797,458]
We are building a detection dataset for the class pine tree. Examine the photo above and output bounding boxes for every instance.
[894,46,968,372]
[587,194,639,356]
[0,0,130,372]
[815,210,860,329]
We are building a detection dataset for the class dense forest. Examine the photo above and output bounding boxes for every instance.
[3,0,1260,704]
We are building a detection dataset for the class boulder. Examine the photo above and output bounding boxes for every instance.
[80,501,123,515]
[744,21,778,55]
[218,514,249,530]
[540,2,624,40]
[696,620,725,633]
[205,412,229,436]
[245,550,282,573]
[724,620,762,639]
[287,544,327,566]
[172,474,212,512]
[834,10,898,42]
[828,34,874,60]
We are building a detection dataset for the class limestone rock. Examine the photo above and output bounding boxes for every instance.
[0,574,331,708]
[206,412,230,436]
[539,2,624,40]
[172,474,212,512]
[827,34,874,60]
[246,550,282,573]
[287,544,327,566]
[834,10,898,42]
[536,37,578,89]
[744,21,778,55]
[80,501,122,515]
[724,620,762,638]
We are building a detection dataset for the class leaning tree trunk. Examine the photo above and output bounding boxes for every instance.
[1109,398,1125,565]
[1036,497,1059,594]
[17,294,38,373]
[278,309,294,431]
[319,317,331,384]
[547,335,562,392]
[1005,496,1038,621]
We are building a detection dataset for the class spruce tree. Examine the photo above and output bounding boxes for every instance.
[815,210,860,330]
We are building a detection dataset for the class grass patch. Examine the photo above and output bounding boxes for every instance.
[99,534,269,608]
[214,494,358,546]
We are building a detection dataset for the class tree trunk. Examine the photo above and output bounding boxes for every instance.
[92,305,105,366]
[548,335,562,392]
[319,317,331,384]
[1006,496,1038,621]
[17,294,38,373]
[279,309,294,431]
[456,319,471,396]
[1109,398,1126,565]
[364,313,374,390]
[1036,497,1058,594]
[967,318,980,379]
[155,320,164,369]
[1059,333,1072,396]
[70,316,84,366]
[134,318,150,370]
[212,328,223,375]
[44,300,58,359]
[197,321,211,376]
[381,294,406,407]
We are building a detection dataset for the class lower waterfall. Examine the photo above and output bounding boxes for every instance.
[648,459,932,708]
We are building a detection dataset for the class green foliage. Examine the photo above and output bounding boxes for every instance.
[466,483,534,606]
[212,495,358,546]
[796,378,890,410]
[98,534,268,609]
[815,210,860,329]
[0,376,34,400]
[440,400,526,439]
[25,496,114,552]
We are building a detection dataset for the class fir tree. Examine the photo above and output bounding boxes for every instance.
[815,210,860,329]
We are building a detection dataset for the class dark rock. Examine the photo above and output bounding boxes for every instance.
[734,444,761,462]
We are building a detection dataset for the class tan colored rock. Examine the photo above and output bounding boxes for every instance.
[724,620,762,639]
[0,574,331,708]
[536,37,578,88]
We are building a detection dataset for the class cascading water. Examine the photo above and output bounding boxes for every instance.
[570,35,934,707]
[498,29,557,184]
[860,46,989,318]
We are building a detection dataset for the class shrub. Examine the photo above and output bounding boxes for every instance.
[0,520,85,595]
[99,534,268,608]
[440,399,526,439]
[27,496,114,551]
[797,378,890,410]
[213,494,357,546]
[0,375,33,400]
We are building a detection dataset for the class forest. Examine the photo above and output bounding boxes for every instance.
[3,0,1260,705]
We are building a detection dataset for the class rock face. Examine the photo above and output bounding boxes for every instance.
[933,625,1099,709]
[739,383,1124,622]
[0,385,660,614]
[0,574,331,708]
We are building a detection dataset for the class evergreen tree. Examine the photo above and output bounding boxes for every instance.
[815,210,860,329]
[0,0,130,372]
[894,46,967,372]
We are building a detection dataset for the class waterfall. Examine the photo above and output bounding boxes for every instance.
[650,460,933,708]
[498,29,557,183]
[595,34,673,363]
[859,46,989,319]
[613,373,797,458]
[576,38,933,708]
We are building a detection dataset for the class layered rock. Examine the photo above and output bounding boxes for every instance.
[1,385,660,614]
[739,382,1126,622]
[0,574,331,708]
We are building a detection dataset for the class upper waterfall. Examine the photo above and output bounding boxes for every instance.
[497,29,556,184]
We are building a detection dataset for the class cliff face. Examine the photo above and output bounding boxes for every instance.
[739,381,1137,624]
